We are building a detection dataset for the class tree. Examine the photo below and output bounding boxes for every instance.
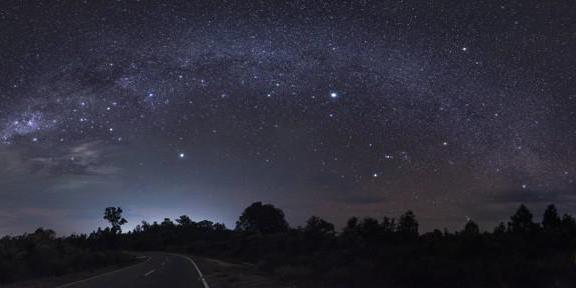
[493,222,506,234]
[30,228,56,242]
[304,216,335,237]
[344,217,359,232]
[213,223,227,232]
[463,220,480,236]
[542,204,561,231]
[175,215,193,226]
[381,217,396,233]
[140,220,151,232]
[161,218,174,227]
[561,214,576,235]
[236,202,289,234]
[509,204,535,234]
[103,207,127,234]
[358,217,380,240]
[397,210,419,238]
[197,220,214,230]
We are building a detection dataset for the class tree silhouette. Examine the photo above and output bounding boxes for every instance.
[542,204,561,231]
[161,218,174,227]
[344,217,359,232]
[509,204,535,234]
[30,227,56,242]
[493,222,506,234]
[103,207,127,234]
[175,215,193,226]
[397,210,419,238]
[358,217,380,240]
[304,216,335,237]
[381,216,396,233]
[236,202,289,234]
[561,214,576,235]
[463,220,480,236]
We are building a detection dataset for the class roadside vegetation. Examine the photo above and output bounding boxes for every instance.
[1,203,576,287]
[0,227,133,283]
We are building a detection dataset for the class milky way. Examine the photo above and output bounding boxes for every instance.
[0,1,575,235]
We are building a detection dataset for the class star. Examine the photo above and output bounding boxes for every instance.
[179,153,185,159]
[330,92,338,98]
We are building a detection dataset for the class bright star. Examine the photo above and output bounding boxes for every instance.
[330,92,338,98]
[179,153,185,159]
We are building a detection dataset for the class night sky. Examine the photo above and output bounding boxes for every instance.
[1,1,575,235]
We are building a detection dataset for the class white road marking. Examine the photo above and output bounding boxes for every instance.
[144,269,155,277]
[168,253,210,288]
[57,256,151,288]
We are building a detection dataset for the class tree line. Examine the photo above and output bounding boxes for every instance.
[2,202,576,287]
[99,202,576,287]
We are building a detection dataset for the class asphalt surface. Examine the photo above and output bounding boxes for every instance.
[57,252,208,288]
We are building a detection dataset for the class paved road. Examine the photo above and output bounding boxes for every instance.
[58,252,208,288]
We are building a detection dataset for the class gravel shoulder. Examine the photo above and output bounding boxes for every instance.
[192,256,291,288]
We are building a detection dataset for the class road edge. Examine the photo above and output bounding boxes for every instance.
[56,256,151,288]
[170,253,210,288]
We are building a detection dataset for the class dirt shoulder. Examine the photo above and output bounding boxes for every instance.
[192,256,291,288]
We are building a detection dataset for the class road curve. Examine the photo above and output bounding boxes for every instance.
[57,252,208,288]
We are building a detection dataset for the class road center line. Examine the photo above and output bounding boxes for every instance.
[144,269,155,277]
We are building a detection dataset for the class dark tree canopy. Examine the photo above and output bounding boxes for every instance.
[397,210,419,238]
[235,202,289,234]
[175,215,193,226]
[304,216,335,237]
[103,207,127,234]
[344,217,359,232]
[463,220,480,236]
[358,217,380,239]
[509,204,535,234]
[381,217,396,233]
[161,218,174,227]
[493,222,506,234]
[542,204,561,230]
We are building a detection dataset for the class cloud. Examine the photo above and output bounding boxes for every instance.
[28,141,122,176]
[0,146,30,177]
